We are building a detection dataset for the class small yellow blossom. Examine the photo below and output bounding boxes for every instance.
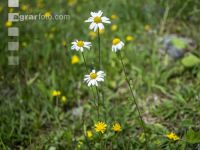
[52,90,61,97]
[21,5,28,11]
[166,132,180,141]
[87,130,93,138]
[44,12,51,17]
[88,29,104,39]
[144,24,151,32]
[61,96,67,104]
[94,121,107,133]
[112,122,122,132]
[111,14,118,20]
[5,21,12,27]
[111,24,118,31]
[88,31,97,40]
[67,0,77,7]
[9,8,14,13]
[126,35,135,42]
[96,29,105,34]
[71,55,79,64]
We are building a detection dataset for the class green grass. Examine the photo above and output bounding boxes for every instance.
[0,0,200,149]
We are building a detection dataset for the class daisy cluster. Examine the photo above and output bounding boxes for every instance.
[71,10,125,87]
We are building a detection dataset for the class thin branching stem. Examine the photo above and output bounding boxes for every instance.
[81,52,99,117]
[118,52,148,149]
[95,87,100,120]
[97,28,101,70]
[82,52,88,72]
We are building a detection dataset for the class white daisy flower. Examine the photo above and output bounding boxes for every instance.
[71,40,92,52]
[112,38,124,52]
[85,10,111,32]
[84,70,105,86]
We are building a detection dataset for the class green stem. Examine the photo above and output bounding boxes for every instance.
[56,96,58,107]
[82,52,88,72]
[97,28,101,70]
[102,90,107,122]
[95,87,100,120]
[159,5,170,35]
[82,52,99,121]
[118,52,148,149]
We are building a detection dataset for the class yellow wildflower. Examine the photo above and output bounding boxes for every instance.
[52,90,61,97]
[126,35,135,42]
[21,5,28,11]
[99,29,105,34]
[111,24,118,31]
[44,12,51,17]
[67,0,77,7]
[166,132,180,141]
[88,29,104,39]
[87,130,93,138]
[71,55,79,64]
[94,121,107,133]
[61,96,67,104]
[144,24,151,32]
[112,122,122,132]
[5,21,12,27]
[88,31,97,40]
[111,14,118,20]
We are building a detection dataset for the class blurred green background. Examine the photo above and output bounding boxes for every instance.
[0,0,200,149]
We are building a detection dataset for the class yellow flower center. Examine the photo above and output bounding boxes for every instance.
[77,41,84,47]
[90,73,97,79]
[94,16,102,23]
[112,38,120,45]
